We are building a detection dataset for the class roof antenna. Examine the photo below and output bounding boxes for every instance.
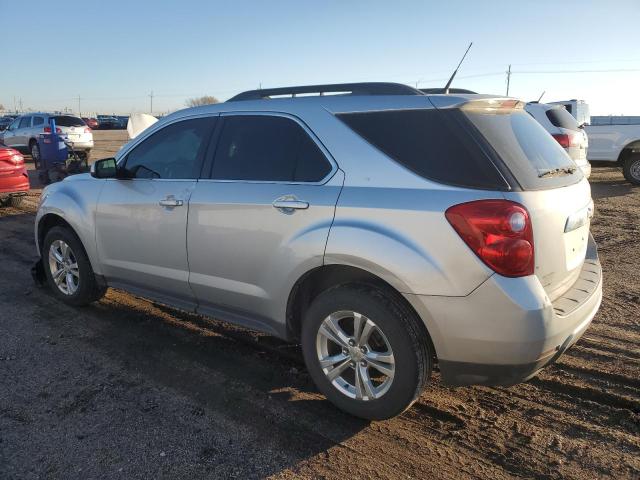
[537,90,546,102]
[444,42,473,94]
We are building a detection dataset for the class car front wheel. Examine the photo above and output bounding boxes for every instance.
[302,285,432,420]
[43,226,106,306]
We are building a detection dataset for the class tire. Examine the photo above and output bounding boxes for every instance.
[29,140,40,169]
[622,154,640,185]
[42,226,106,306]
[301,284,432,420]
[0,196,23,208]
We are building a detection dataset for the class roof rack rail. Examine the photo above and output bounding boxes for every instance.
[420,87,478,94]
[227,82,424,101]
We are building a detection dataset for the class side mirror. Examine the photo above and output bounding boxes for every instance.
[91,158,118,178]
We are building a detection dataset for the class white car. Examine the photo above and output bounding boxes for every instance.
[0,114,94,162]
[585,123,640,185]
[525,102,591,178]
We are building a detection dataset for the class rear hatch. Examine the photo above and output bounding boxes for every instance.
[461,99,592,299]
[54,115,91,142]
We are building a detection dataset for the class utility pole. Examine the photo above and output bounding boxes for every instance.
[77,95,81,116]
[13,96,16,112]
[149,91,154,114]
[506,64,512,96]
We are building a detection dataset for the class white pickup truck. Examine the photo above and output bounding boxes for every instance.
[585,124,640,185]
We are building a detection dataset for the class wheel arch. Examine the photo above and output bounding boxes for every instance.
[616,140,640,163]
[285,264,438,359]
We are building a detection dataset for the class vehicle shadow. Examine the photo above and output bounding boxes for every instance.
[1,208,370,478]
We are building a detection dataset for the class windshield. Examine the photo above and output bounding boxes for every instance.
[465,110,582,190]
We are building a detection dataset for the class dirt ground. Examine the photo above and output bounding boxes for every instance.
[0,131,638,479]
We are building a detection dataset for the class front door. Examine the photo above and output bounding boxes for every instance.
[95,116,217,310]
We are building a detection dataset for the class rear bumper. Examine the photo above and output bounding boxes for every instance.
[580,162,592,178]
[65,140,93,151]
[405,233,602,386]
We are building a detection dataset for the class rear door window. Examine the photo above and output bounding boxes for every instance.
[211,115,332,182]
[337,109,509,190]
[53,116,86,127]
[18,117,31,129]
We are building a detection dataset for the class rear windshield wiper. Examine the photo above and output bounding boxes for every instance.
[537,167,576,178]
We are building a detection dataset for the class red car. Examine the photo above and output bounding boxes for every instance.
[82,117,99,129]
[0,146,30,207]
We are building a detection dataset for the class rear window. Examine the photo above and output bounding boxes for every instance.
[545,108,579,131]
[337,109,509,190]
[465,109,582,190]
[53,116,85,127]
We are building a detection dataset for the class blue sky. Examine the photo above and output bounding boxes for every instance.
[2,0,639,115]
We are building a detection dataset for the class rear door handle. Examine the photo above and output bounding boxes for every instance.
[159,196,184,207]
[272,196,309,213]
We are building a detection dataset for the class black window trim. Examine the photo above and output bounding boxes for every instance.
[114,114,219,182]
[201,111,337,185]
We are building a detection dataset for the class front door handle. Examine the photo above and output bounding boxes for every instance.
[159,196,184,207]
[272,196,309,213]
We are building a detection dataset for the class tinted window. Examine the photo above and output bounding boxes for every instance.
[545,108,579,131]
[337,109,508,190]
[465,109,582,190]
[33,116,44,126]
[53,116,85,127]
[211,115,331,182]
[18,117,31,128]
[124,117,215,179]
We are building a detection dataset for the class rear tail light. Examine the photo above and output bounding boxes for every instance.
[43,127,62,134]
[445,200,534,277]
[552,134,570,148]
[552,133,580,148]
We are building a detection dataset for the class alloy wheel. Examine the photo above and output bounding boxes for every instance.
[48,240,79,295]
[315,310,395,401]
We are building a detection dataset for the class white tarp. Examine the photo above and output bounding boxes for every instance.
[127,113,158,139]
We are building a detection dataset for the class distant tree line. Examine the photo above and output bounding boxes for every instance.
[185,96,219,107]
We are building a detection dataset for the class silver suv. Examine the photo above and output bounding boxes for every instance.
[1,113,94,162]
[34,83,602,419]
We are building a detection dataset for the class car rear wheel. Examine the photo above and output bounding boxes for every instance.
[622,154,640,185]
[43,226,106,306]
[301,285,432,420]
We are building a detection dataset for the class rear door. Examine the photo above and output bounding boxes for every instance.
[187,113,342,333]
[95,116,216,310]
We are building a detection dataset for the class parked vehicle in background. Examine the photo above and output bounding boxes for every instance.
[0,145,29,207]
[82,117,99,129]
[585,123,640,184]
[525,102,591,178]
[0,116,14,131]
[115,116,129,129]
[0,114,93,162]
[591,115,640,125]
[34,83,601,419]
[549,99,590,127]
[96,116,119,129]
